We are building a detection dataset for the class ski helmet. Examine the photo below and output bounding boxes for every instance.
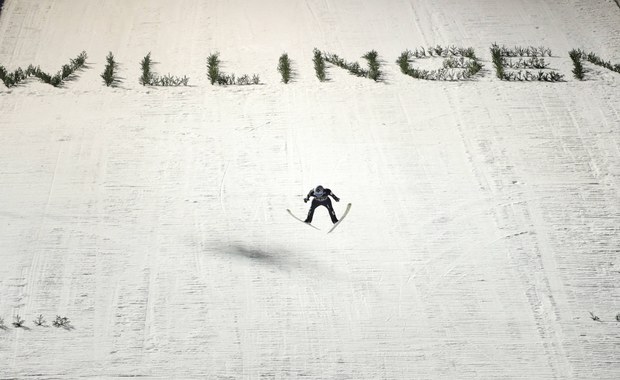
[315,185,325,195]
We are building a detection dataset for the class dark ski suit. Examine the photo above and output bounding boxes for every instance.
[304,188,340,224]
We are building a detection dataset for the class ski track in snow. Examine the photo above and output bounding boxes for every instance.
[0,0,619,378]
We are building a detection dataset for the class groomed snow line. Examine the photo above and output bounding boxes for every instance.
[0,0,619,378]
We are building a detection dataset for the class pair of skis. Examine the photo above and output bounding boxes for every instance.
[286,203,352,234]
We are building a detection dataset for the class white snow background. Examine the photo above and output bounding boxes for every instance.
[0,0,619,378]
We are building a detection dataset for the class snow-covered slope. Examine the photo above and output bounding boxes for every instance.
[0,0,618,378]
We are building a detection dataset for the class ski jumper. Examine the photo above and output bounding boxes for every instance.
[304,188,340,224]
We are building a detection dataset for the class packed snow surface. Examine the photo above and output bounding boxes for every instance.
[0,0,619,378]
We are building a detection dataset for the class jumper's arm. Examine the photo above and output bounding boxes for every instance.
[329,191,340,202]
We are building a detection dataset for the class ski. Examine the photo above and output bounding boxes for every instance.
[287,209,320,230]
[327,203,352,234]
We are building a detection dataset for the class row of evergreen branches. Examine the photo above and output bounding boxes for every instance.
[568,49,620,80]
[406,46,477,59]
[503,57,550,69]
[140,52,190,86]
[569,49,585,80]
[492,44,552,58]
[490,45,505,79]
[313,49,327,82]
[3,48,619,88]
[582,51,620,74]
[501,70,565,82]
[206,52,260,86]
[0,51,87,88]
[278,53,292,84]
[316,49,382,82]
[397,48,482,81]
[363,50,381,81]
[490,44,564,82]
[101,52,118,86]
[0,314,71,329]
[323,52,369,78]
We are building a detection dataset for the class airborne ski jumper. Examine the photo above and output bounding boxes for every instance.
[287,185,351,233]
[304,185,340,224]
